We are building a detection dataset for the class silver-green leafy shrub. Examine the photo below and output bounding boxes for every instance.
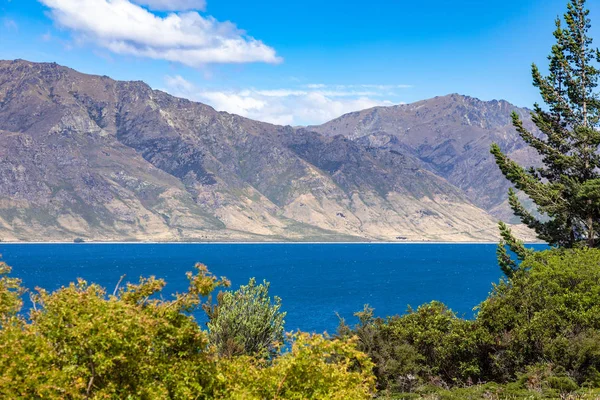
[206,278,286,358]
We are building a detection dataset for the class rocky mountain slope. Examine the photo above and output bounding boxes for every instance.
[309,94,540,221]
[0,60,532,242]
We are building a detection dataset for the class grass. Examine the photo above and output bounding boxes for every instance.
[380,383,600,399]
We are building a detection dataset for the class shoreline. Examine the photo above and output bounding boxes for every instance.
[0,241,546,245]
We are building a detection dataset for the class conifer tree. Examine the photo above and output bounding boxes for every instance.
[491,0,600,276]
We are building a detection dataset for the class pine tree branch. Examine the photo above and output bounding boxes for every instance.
[491,144,568,213]
[512,113,574,167]
[496,221,534,277]
[532,62,577,123]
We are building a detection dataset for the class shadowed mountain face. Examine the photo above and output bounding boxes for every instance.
[0,60,530,242]
[309,94,540,222]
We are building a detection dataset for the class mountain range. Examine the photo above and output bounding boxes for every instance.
[0,60,537,242]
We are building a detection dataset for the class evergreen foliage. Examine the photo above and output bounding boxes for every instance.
[341,248,600,398]
[338,302,486,394]
[490,0,600,275]
[478,248,600,384]
[205,278,286,358]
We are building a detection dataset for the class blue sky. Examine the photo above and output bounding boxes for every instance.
[0,0,597,125]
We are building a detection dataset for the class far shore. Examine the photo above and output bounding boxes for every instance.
[0,241,546,245]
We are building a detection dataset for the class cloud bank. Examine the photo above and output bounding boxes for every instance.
[164,76,404,126]
[131,0,206,11]
[39,0,281,66]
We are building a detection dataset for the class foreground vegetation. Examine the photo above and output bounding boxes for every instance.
[3,248,600,398]
[386,385,600,400]
[0,261,375,399]
[2,0,600,398]
[341,248,600,399]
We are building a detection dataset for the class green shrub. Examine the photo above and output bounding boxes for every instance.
[384,301,487,384]
[478,248,600,383]
[340,302,489,393]
[206,278,286,358]
[345,248,600,395]
[338,305,424,393]
[547,375,578,393]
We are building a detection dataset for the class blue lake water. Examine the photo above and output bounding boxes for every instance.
[0,243,546,333]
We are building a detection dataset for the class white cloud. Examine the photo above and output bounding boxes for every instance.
[3,18,18,31]
[163,76,401,126]
[307,83,413,91]
[361,84,413,89]
[131,0,206,11]
[39,0,281,66]
[165,74,196,92]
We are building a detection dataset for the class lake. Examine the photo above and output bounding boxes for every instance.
[0,243,546,333]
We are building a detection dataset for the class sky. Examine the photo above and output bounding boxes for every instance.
[0,0,597,126]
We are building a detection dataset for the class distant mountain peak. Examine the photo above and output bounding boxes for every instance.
[0,59,535,242]
[310,92,539,222]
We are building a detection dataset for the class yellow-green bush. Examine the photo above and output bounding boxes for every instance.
[0,262,376,399]
[217,333,375,399]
